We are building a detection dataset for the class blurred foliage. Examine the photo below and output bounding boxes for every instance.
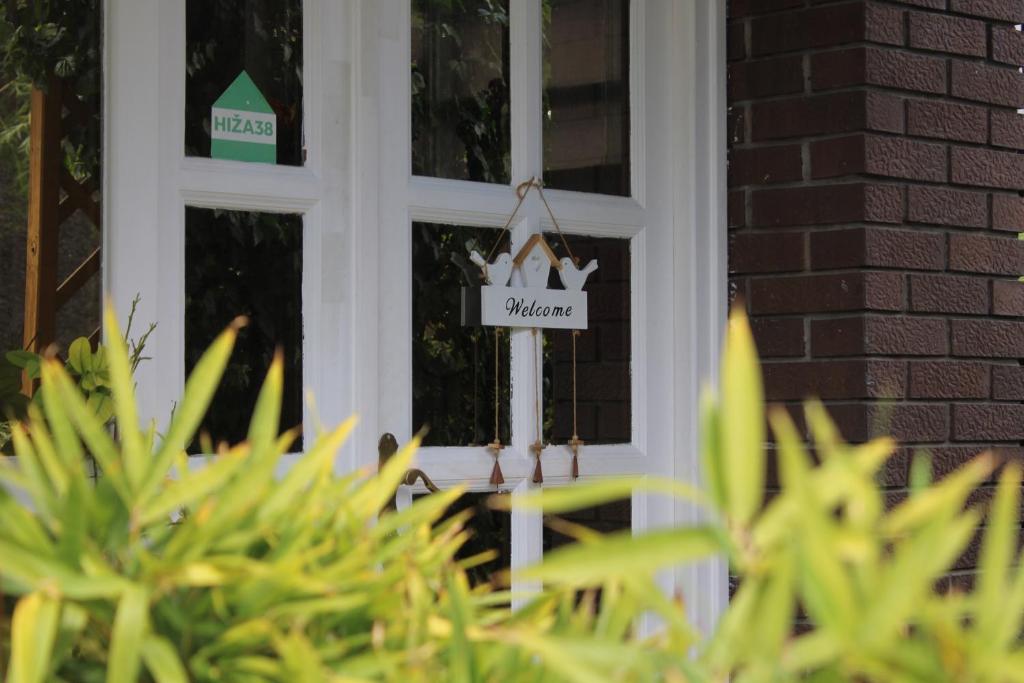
[412,223,509,447]
[0,295,154,455]
[411,0,511,183]
[2,306,1023,681]
[184,208,303,453]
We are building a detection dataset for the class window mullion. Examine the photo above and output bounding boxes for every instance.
[509,0,543,183]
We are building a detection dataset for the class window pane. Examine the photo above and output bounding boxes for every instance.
[185,208,303,451]
[412,223,510,447]
[543,234,631,445]
[416,491,511,588]
[185,0,303,166]
[543,499,631,553]
[412,0,511,183]
[543,0,630,196]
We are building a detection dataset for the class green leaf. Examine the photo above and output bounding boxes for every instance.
[700,387,726,511]
[518,527,721,585]
[107,586,149,683]
[5,350,39,370]
[67,337,90,375]
[103,305,146,488]
[141,635,189,683]
[719,307,764,526]
[976,463,1022,647]
[7,592,60,683]
[506,476,704,514]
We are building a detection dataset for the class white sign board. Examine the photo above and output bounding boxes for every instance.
[468,286,588,330]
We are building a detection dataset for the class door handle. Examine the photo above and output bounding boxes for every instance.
[378,433,440,514]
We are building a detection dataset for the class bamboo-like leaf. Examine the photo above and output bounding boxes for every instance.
[107,586,149,683]
[136,444,250,527]
[504,476,704,514]
[719,307,764,526]
[103,305,146,489]
[518,527,721,584]
[700,387,726,511]
[140,635,189,683]
[976,464,1023,650]
[247,349,284,451]
[140,321,241,500]
[884,455,995,537]
[7,592,60,683]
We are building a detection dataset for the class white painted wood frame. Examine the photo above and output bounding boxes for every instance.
[103,0,727,635]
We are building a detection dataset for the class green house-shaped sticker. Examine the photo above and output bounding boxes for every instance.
[211,71,277,164]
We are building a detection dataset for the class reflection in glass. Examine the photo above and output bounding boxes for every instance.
[412,0,511,183]
[185,0,303,165]
[412,223,510,447]
[185,208,303,451]
[543,0,630,196]
[416,491,511,588]
[543,234,631,445]
[543,499,631,553]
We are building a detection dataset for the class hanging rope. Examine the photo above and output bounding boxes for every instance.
[487,328,505,487]
[530,328,545,484]
[485,177,578,266]
[569,329,584,480]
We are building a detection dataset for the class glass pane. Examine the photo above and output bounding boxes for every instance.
[543,499,631,553]
[412,223,510,447]
[411,0,511,183]
[543,0,630,196]
[185,0,304,166]
[185,208,303,451]
[416,491,511,588]
[543,234,631,445]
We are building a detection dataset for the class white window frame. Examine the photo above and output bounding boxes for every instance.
[103,0,727,633]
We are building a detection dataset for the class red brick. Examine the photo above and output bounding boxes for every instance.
[811,134,947,182]
[952,319,1024,357]
[751,317,806,357]
[751,183,904,227]
[910,274,990,314]
[910,361,990,399]
[750,272,905,314]
[728,190,746,229]
[907,186,988,227]
[752,91,904,141]
[949,0,1024,23]
[865,2,907,45]
[812,47,947,94]
[812,315,948,356]
[894,0,946,7]
[990,109,1024,149]
[751,2,866,56]
[951,147,1024,190]
[992,25,1024,65]
[729,144,803,185]
[728,55,804,101]
[763,360,907,400]
[811,227,945,270]
[909,12,987,56]
[727,22,746,62]
[830,402,950,443]
[992,193,1024,231]
[993,364,1024,399]
[729,231,805,273]
[993,279,1024,316]
[953,404,1024,441]
[949,233,1024,276]
[907,100,989,144]
[951,60,1024,108]
[730,0,803,18]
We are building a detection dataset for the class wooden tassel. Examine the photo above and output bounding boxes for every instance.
[490,458,505,486]
[532,457,544,484]
[571,452,579,480]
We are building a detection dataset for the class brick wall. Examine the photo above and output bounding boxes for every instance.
[728,0,1024,587]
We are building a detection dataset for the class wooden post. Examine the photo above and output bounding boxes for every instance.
[22,77,62,394]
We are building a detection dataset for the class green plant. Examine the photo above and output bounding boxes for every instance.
[2,305,1023,682]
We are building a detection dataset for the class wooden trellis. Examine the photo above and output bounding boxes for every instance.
[22,76,101,394]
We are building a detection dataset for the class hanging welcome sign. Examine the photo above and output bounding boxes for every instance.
[460,177,596,485]
[210,71,277,164]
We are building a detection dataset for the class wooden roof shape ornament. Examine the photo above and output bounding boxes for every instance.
[513,233,563,288]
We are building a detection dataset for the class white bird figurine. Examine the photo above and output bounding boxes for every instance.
[469,250,514,287]
[558,257,599,291]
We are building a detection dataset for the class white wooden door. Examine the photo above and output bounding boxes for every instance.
[105,0,727,632]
